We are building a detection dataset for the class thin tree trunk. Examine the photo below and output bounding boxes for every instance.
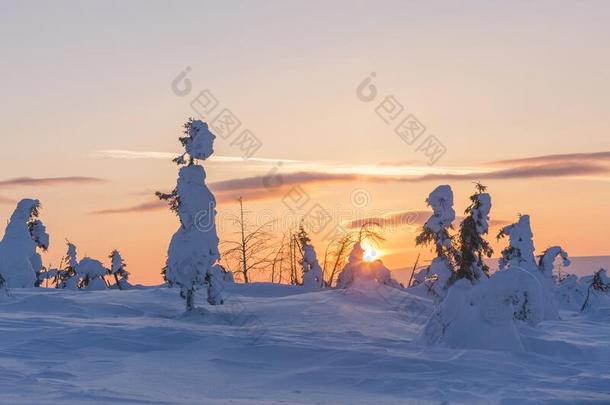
[114,273,123,290]
[186,289,195,311]
[238,197,249,283]
[407,253,420,287]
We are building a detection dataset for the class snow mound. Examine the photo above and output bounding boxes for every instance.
[0,285,609,403]
[420,267,545,351]
[556,274,587,311]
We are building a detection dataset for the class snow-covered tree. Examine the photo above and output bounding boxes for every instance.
[295,224,324,288]
[497,214,537,272]
[581,269,610,312]
[109,250,131,290]
[158,119,222,310]
[497,215,560,320]
[35,267,57,288]
[455,183,493,282]
[538,246,570,282]
[302,245,324,288]
[56,242,80,289]
[0,199,49,288]
[416,185,456,259]
[415,185,456,299]
[335,242,363,289]
[77,258,108,291]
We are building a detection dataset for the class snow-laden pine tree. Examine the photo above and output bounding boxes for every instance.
[157,119,222,310]
[297,224,324,288]
[0,199,49,288]
[497,214,537,272]
[302,245,324,288]
[77,258,108,291]
[455,183,493,282]
[109,250,131,290]
[415,185,456,299]
[497,214,559,321]
[56,242,80,289]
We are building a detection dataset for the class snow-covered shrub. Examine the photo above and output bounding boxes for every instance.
[556,274,587,311]
[0,199,49,288]
[302,245,324,288]
[410,258,454,301]
[35,268,58,288]
[109,250,131,290]
[295,223,324,288]
[56,242,80,289]
[538,246,570,282]
[497,215,561,320]
[336,242,401,289]
[206,264,225,305]
[410,266,428,286]
[77,258,108,291]
[581,269,610,312]
[497,215,537,272]
[415,185,457,299]
[420,267,544,351]
[455,183,493,282]
[159,119,222,310]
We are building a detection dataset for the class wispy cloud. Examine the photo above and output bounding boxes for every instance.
[90,151,610,214]
[92,149,301,164]
[487,151,610,166]
[0,177,106,188]
[207,161,610,194]
[92,150,176,160]
[90,187,286,215]
[344,210,511,230]
[90,200,166,215]
[343,210,425,229]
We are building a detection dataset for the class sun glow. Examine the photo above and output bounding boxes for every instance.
[362,240,381,262]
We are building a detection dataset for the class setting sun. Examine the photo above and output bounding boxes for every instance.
[362,240,381,262]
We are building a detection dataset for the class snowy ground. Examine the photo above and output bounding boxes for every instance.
[1,284,609,404]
